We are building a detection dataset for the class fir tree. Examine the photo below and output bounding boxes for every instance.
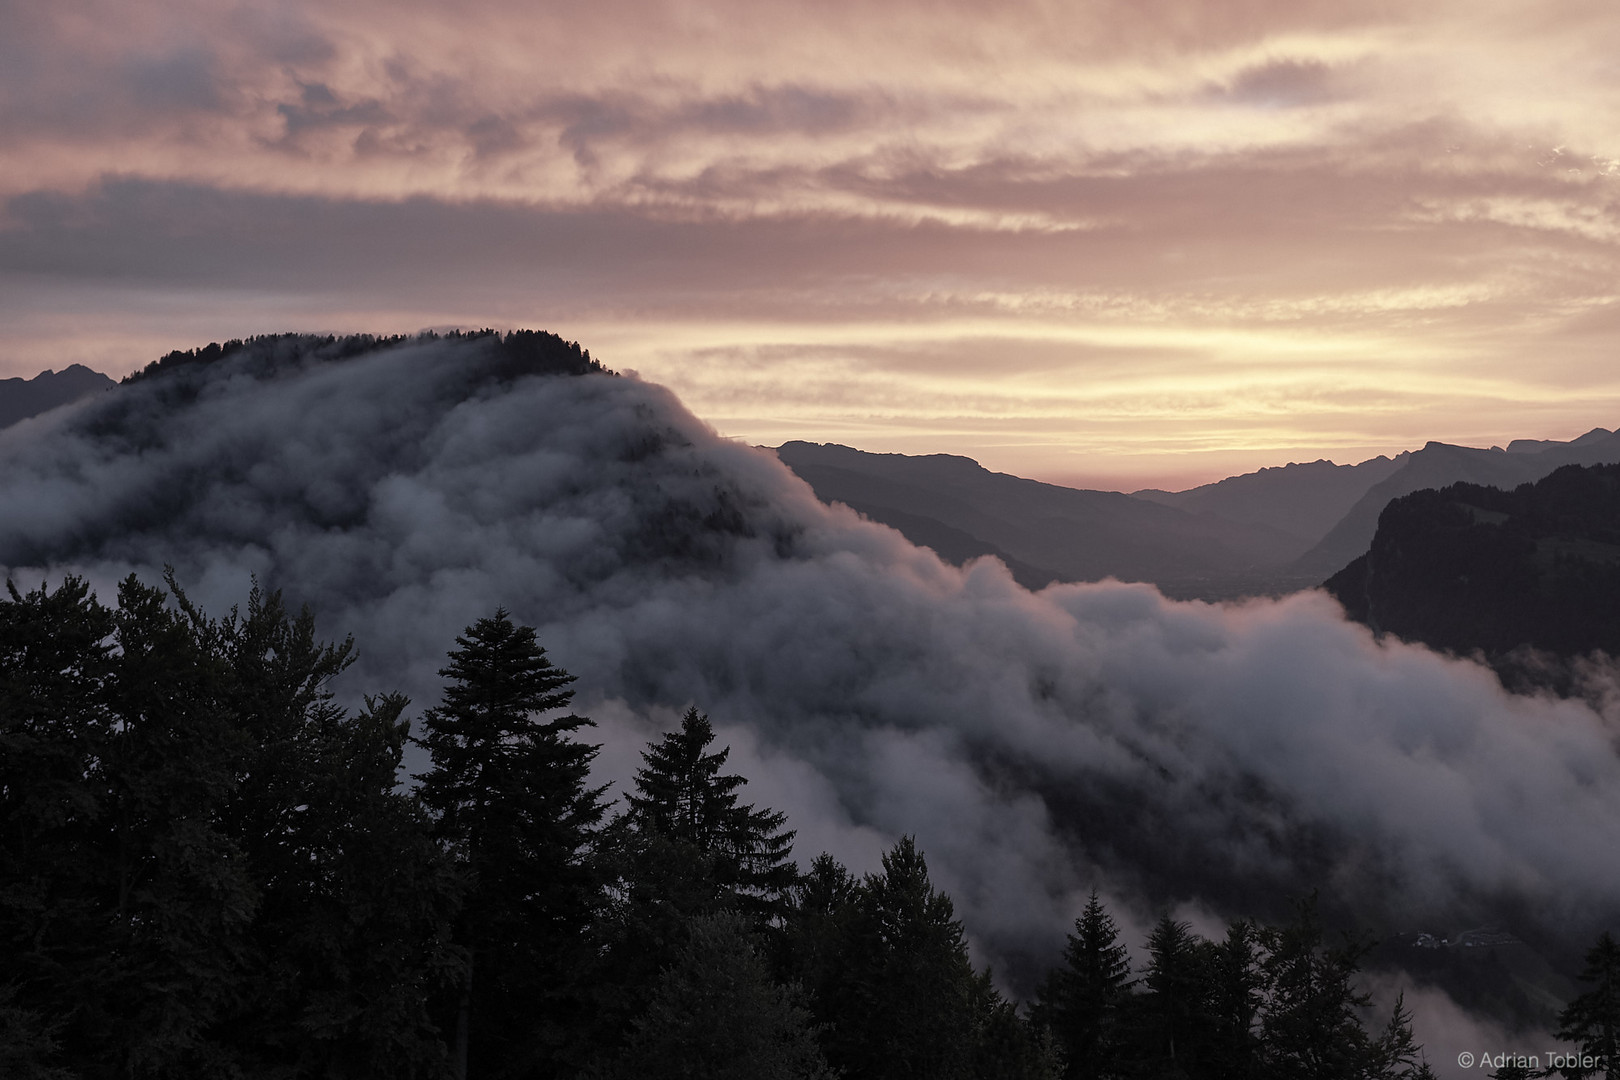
[1206,920,1266,1080]
[1556,932,1620,1080]
[415,609,609,1079]
[1033,892,1135,1080]
[1,574,461,1076]
[1137,915,1216,1077]
[1256,895,1374,1080]
[626,705,798,920]
[605,912,833,1080]
[821,836,985,1080]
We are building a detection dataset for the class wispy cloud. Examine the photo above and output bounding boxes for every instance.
[2,0,1618,481]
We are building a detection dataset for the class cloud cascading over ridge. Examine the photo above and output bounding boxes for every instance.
[5,337,1619,1008]
[2,0,1619,484]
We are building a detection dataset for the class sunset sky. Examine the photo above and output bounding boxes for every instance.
[3,0,1619,488]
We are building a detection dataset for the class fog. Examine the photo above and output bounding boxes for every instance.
[3,336,1614,1039]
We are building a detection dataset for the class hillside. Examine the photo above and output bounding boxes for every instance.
[1324,463,1620,660]
[774,441,1313,599]
[1295,431,1620,577]
[1134,454,1407,546]
[7,331,1620,1037]
[0,364,114,427]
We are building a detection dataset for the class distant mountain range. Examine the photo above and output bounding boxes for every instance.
[0,365,115,428]
[1289,430,1620,577]
[776,442,1320,600]
[777,428,1620,600]
[9,361,1617,606]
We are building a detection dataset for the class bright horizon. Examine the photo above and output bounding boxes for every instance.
[4,0,1619,489]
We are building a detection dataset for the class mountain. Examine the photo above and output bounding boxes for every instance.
[0,364,114,428]
[1294,430,1620,577]
[8,330,1620,1018]
[773,441,1313,599]
[1133,454,1407,547]
[1324,463,1620,661]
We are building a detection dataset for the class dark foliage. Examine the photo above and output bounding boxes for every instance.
[1325,463,1620,664]
[414,609,610,1079]
[600,912,833,1080]
[784,838,1058,1080]
[1033,891,1135,1079]
[9,572,1617,1080]
[123,329,608,386]
[0,575,460,1078]
[624,705,798,921]
[1555,932,1620,1078]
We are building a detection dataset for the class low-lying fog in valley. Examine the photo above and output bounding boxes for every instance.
[3,335,1615,1069]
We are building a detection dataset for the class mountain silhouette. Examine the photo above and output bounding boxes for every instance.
[0,364,114,428]
[1134,454,1406,547]
[775,441,1312,599]
[1325,462,1620,660]
[1295,431,1620,576]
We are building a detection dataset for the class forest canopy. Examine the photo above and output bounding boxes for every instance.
[2,575,1613,1079]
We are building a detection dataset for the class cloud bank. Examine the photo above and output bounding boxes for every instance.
[4,336,1618,1006]
[2,0,1619,484]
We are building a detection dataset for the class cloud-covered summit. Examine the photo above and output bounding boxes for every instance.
[5,334,1620,1013]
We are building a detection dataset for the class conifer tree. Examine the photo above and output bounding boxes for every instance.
[605,912,834,1080]
[819,837,985,1080]
[1138,915,1216,1077]
[1206,920,1266,1080]
[1556,931,1620,1080]
[1366,993,1430,1080]
[1033,892,1134,1080]
[2,574,461,1076]
[415,608,609,1079]
[626,705,798,920]
[1256,896,1374,1080]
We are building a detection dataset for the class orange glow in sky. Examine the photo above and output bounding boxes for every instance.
[3,0,1618,487]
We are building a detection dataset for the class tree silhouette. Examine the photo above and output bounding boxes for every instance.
[626,705,798,920]
[1556,932,1620,1080]
[1034,891,1135,1080]
[415,608,609,1079]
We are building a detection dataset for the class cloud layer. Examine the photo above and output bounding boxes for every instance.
[5,337,1619,1007]
[2,0,1619,484]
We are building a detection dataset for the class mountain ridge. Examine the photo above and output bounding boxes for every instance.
[0,364,115,428]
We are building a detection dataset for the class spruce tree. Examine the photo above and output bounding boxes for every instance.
[1366,994,1429,1080]
[1256,896,1374,1080]
[1,575,461,1075]
[415,609,609,1079]
[1033,891,1134,1080]
[1556,931,1620,1080]
[626,705,798,920]
[820,837,985,1080]
[1137,915,1216,1077]
[1207,920,1266,1080]
[605,912,833,1080]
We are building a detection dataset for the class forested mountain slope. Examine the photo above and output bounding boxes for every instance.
[1296,431,1620,577]
[1325,463,1620,662]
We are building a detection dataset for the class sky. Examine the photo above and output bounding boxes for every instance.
[3,0,1619,488]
